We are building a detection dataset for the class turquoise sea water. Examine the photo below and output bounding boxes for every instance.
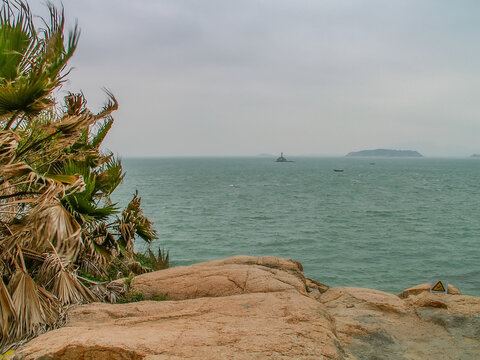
[113,157,480,296]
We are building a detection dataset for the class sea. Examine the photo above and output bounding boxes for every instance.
[113,157,480,296]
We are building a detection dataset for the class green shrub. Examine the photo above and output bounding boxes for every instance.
[117,292,144,304]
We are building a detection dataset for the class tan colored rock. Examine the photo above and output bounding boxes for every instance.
[17,256,480,360]
[19,292,342,360]
[404,292,448,310]
[321,287,409,314]
[442,294,480,316]
[130,255,307,300]
[306,278,329,293]
[321,286,480,359]
[398,283,461,298]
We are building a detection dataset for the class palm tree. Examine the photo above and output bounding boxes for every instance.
[0,0,161,350]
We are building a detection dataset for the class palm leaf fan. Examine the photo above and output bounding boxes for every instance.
[7,268,60,338]
[0,130,19,165]
[37,253,96,305]
[29,201,82,258]
[0,278,16,339]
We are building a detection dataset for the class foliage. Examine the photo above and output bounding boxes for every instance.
[136,248,169,272]
[116,291,144,304]
[116,292,167,304]
[0,0,166,350]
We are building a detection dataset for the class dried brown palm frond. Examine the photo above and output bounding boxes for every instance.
[0,180,19,224]
[0,130,19,165]
[20,247,45,262]
[127,259,146,275]
[64,92,89,117]
[0,279,16,339]
[28,201,82,258]
[0,162,70,202]
[7,269,60,339]
[0,162,31,180]
[53,114,95,144]
[89,280,125,304]
[37,253,96,305]
[77,255,106,279]
[80,223,118,270]
[116,219,135,254]
[114,191,157,256]
[0,227,24,256]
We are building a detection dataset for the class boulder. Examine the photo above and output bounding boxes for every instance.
[18,292,341,359]
[130,255,307,300]
[321,286,480,359]
[398,283,461,298]
[17,256,480,360]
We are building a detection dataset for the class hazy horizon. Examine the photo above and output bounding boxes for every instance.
[31,1,480,158]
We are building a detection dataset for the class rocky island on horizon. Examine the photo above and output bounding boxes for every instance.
[346,149,423,157]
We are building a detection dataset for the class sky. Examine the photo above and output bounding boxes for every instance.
[30,0,480,157]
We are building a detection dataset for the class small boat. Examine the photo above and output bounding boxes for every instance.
[333,169,344,172]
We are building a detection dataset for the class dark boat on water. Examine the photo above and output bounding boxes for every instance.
[333,169,344,172]
[275,152,294,162]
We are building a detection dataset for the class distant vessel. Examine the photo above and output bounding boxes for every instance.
[333,169,344,172]
[275,152,294,162]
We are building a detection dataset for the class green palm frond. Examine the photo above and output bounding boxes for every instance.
[91,117,113,149]
[40,3,79,82]
[0,75,53,119]
[0,0,79,127]
[95,155,124,195]
[63,178,118,223]
[0,0,35,81]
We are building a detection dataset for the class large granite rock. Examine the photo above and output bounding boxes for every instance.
[18,256,340,360]
[321,287,480,359]
[129,255,309,300]
[17,256,480,360]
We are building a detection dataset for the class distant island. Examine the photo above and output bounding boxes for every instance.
[471,154,480,158]
[346,149,423,157]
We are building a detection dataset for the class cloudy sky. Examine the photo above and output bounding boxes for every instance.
[31,0,480,157]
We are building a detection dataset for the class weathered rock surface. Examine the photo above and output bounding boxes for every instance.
[130,255,308,300]
[18,256,480,360]
[398,282,462,298]
[321,287,480,359]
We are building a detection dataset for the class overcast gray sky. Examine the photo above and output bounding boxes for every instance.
[31,0,480,157]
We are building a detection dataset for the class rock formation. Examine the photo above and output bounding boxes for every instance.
[17,256,480,359]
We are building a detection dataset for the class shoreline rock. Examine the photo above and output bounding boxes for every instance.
[17,256,480,359]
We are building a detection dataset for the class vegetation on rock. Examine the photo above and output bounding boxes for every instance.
[0,0,164,350]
